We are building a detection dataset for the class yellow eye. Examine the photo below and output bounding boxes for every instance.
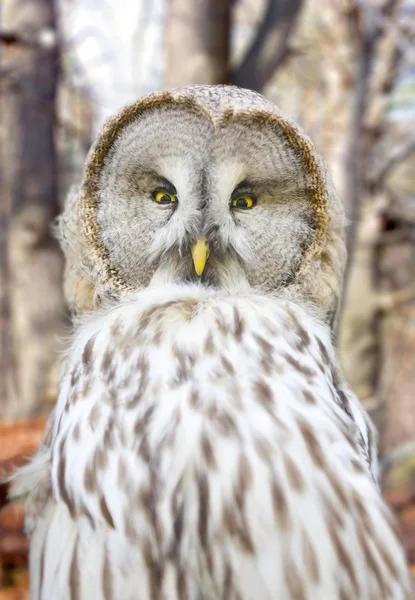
[153,190,177,204]
[231,195,256,209]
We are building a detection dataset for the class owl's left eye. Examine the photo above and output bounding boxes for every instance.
[231,195,256,210]
[152,190,177,205]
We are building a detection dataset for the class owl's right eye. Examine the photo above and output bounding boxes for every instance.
[152,190,177,205]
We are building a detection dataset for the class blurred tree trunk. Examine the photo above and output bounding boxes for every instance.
[165,0,303,90]
[320,0,415,457]
[0,0,64,420]
[231,0,302,91]
[376,204,415,454]
[165,0,231,85]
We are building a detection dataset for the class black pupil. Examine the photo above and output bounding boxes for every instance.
[159,194,173,204]
[236,197,248,208]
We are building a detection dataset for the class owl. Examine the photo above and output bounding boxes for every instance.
[12,86,411,599]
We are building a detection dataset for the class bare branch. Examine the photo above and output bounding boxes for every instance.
[231,0,303,92]
[165,0,231,86]
[343,3,379,248]
[371,139,415,188]
[338,2,381,320]
[364,1,405,143]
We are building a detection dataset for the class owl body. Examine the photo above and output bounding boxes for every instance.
[17,284,409,599]
[13,85,411,598]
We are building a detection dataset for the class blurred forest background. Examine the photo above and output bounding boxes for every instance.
[1,0,415,596]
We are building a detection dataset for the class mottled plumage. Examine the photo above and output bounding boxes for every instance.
[13,85,411,599]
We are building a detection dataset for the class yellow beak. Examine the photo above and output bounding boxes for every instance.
[191,238,210,277]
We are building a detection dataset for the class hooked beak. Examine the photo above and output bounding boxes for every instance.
[191,238,210,277]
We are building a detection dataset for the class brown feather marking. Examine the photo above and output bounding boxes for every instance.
[233,306,245,341]
[93,445,108,472]
[237,453,253,502]
[214,411,240,439]
[283,352,316,378]
[253,436,274,466]
[204,332,215,354]
[110,318,121,340]
[172,501,184,553]
[253,333,274,355]
[201,431,217,469]
[198,472,209,551]
[301,530,320,584]
[222,504,255,554]
[376,537,400,581]
[339,584,350,600]
[295,319,311,349]
[222,503,238,537]
[302,389,316,404]
[72,422,81,442]
[189,388,201,409]
[70,366,81,388]
[102,545,113,600]
[82,377,92,397]
[350,458,365,473]
[176,567,188,600]
[100,495,115,528]
[172,345,195,386]
[215,308,231,335]
[320,486,344,529]
[128,354,150,408]
[83,461,96,493]
[254,334,275,376]
[142,537,163,600]
[82,335,96,371]
[298,418,326,469]
[117,456,127,487]
[138,473,163,548]
[284,454,305,492]
[328,469,350,510]
[356,528,391,599]
[380,501,400,538]
[124,509,138,541]
[253,379,274,412]
[197,472,214,573]
[39,528,47,599]
[221,355,236,376]
[100,348,114,374]
[356,493,401,583]
[354,494,375,536]
[42,415,56,447]
[57,436,76,517]
[223,562,233,598]
[271,477,290,530]
[284,559,307,600]
[317,337,330,365]
[81,502,95,530]
[329,518,360,596]
[70,537,81,600]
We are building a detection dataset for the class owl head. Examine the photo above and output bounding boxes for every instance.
[58,85,345,323]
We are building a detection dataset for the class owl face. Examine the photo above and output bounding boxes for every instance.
[96,102,315,296]
[63,86,345,318]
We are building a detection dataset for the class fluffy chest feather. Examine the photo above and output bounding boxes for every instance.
[16,285,410,600]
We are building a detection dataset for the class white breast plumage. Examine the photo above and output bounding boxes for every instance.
[13,284,410,600]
